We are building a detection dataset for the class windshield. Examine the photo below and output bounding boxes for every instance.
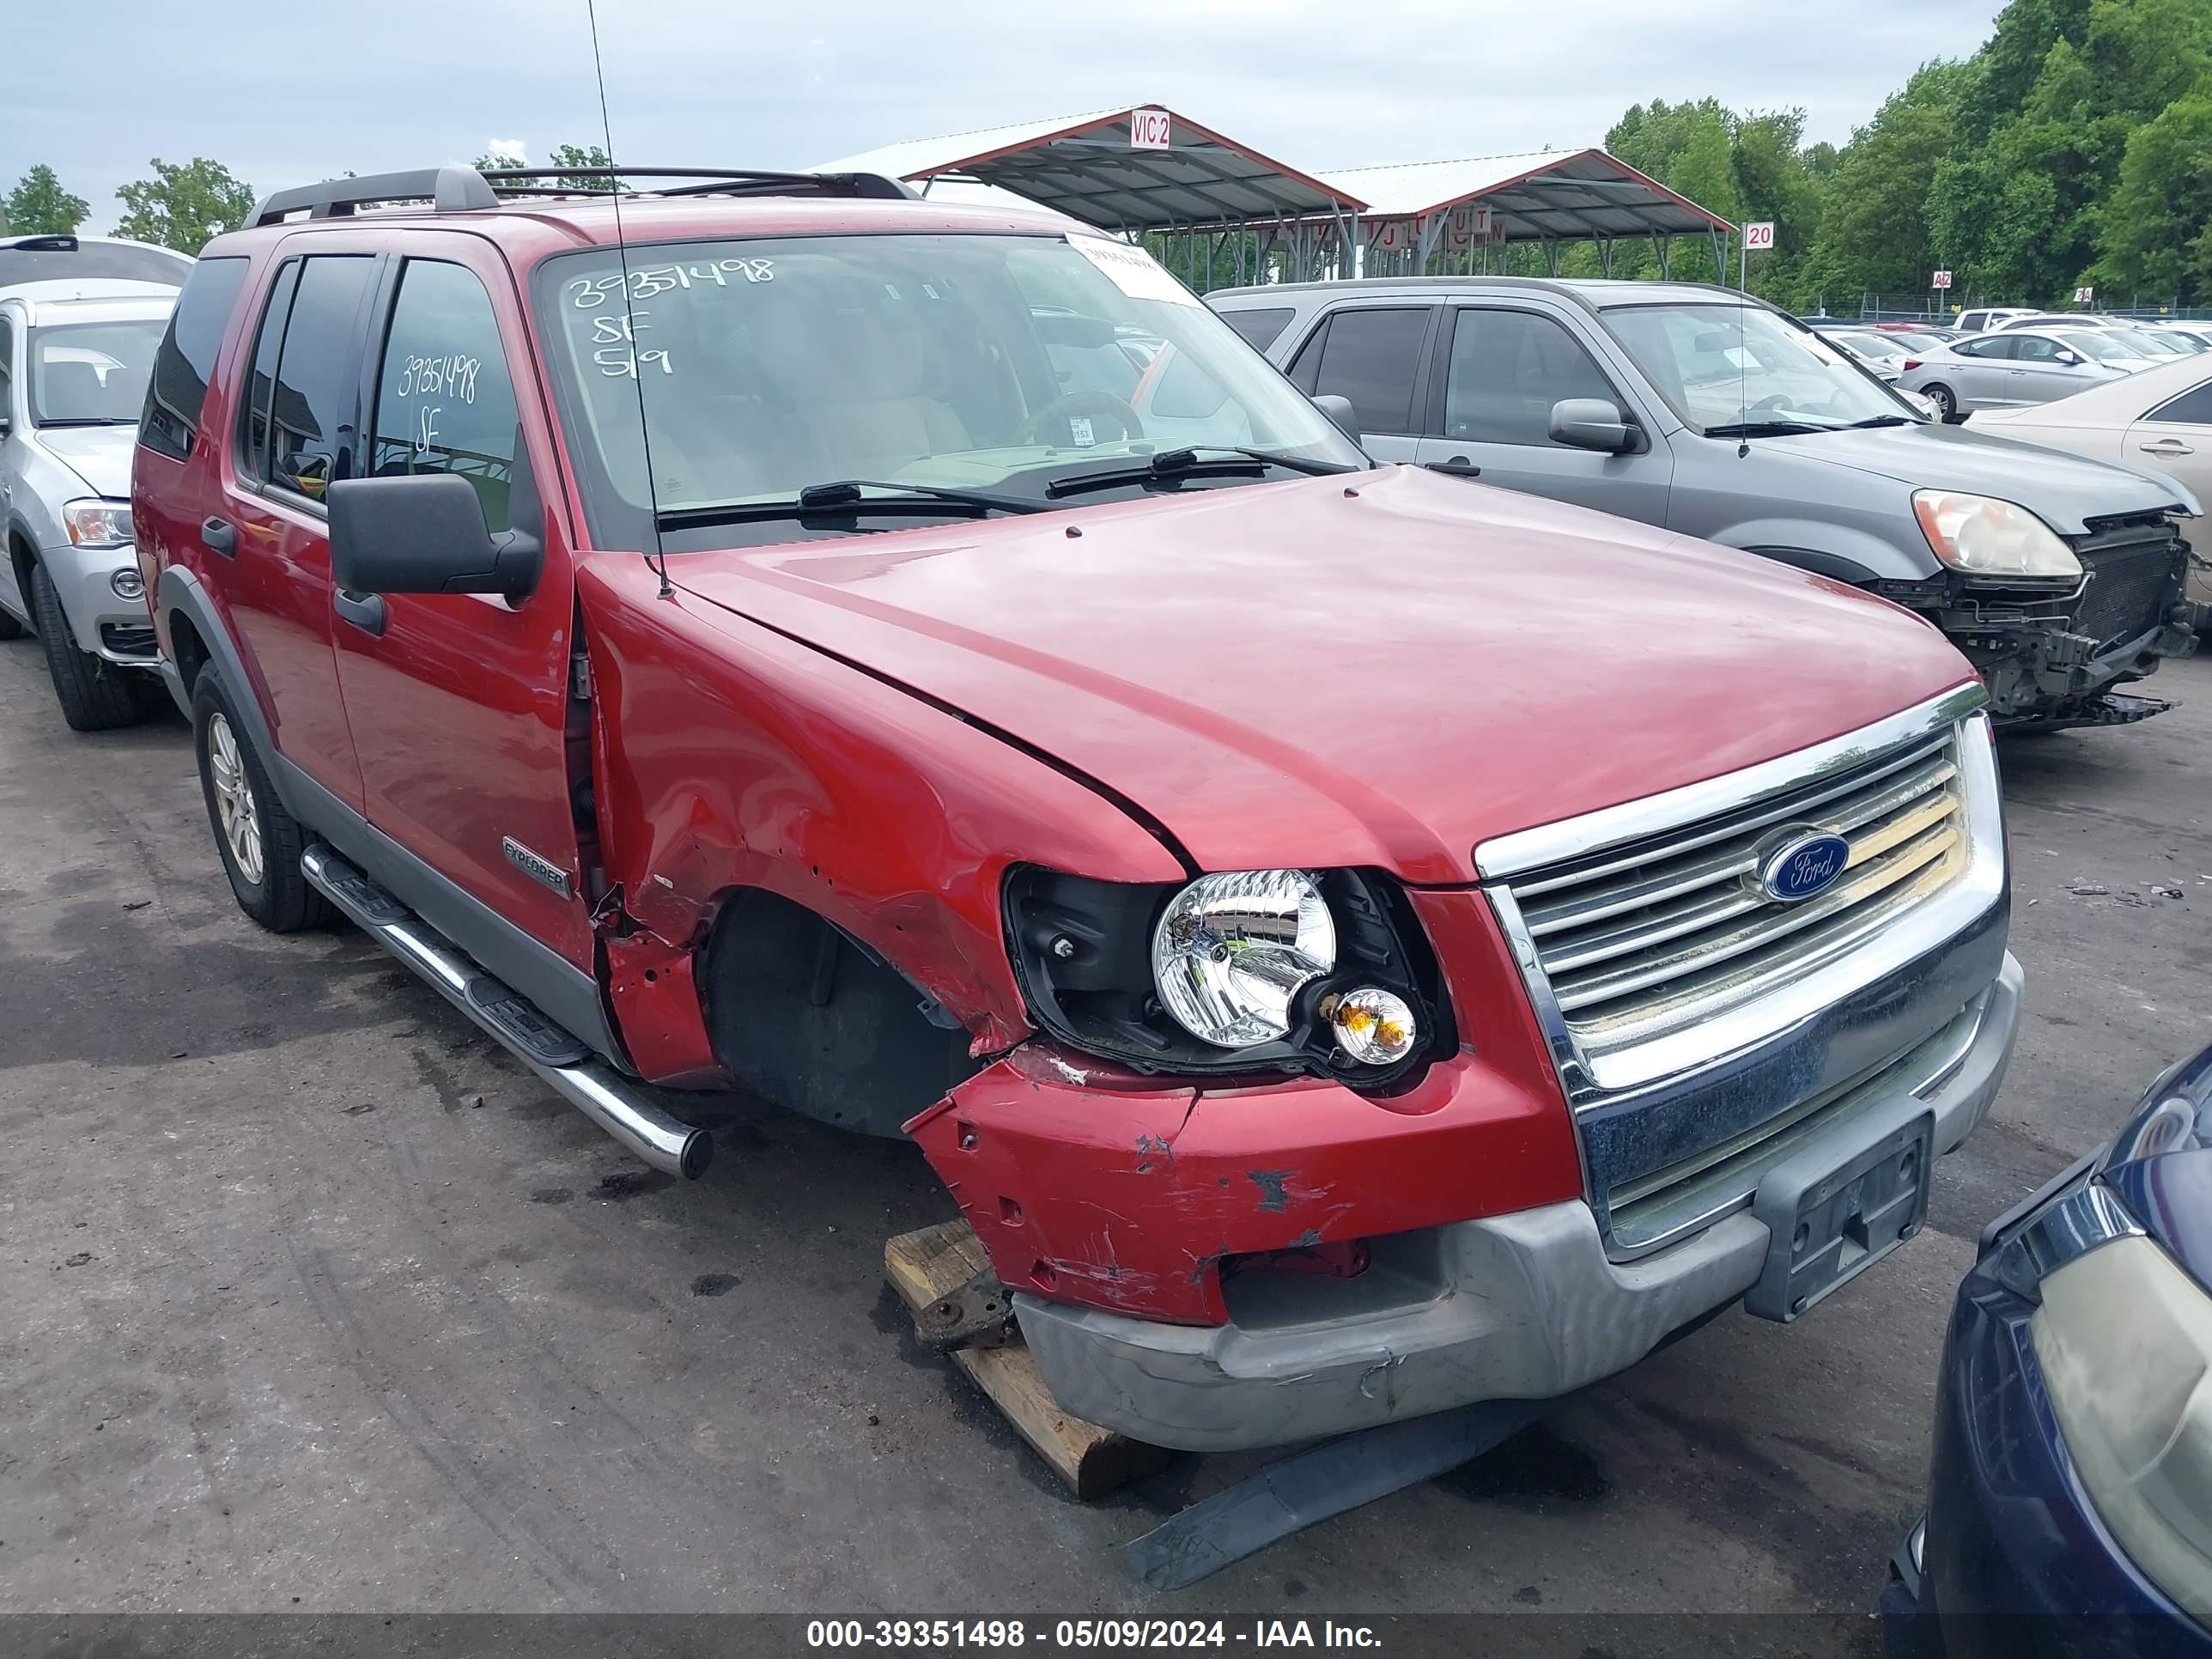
[27,319,165,426]
[2115,331,2185,356]
[2057,331,2136,360]
[1833,330,1902,360]
[533,233,1365,549]
[1883,330,1945,351]
[1601,303,1909,432]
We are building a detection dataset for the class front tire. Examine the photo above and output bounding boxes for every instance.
[192,666,332,933]
[31,562,144,731]
[1924,383,1959,422]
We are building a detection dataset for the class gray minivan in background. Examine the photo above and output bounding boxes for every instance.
[1209,277,2203,731]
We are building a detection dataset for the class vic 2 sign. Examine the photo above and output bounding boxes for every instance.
[1130,109,1171,150]
[1743,222,1775,250]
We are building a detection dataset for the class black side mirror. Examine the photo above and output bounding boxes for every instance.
[1313,392,1362,447]
[1549,397,1637,453]
[327,471,542,599]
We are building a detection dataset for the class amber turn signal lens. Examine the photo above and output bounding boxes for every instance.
[1325,987,1417,1066]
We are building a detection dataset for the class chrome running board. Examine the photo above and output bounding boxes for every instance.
[301,844,713,1180]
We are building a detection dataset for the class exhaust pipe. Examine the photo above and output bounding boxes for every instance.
[302,846,713,1180]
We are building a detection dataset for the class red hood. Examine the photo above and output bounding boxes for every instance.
[666,465,1976,884]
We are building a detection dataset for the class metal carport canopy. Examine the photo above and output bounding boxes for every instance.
[1320,149,1734,242]
[814,106,1368,234]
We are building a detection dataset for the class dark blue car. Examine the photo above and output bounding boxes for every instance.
[1886,1041,2212,1656]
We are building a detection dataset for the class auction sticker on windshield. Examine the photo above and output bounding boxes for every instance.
[1066,236,1199,307]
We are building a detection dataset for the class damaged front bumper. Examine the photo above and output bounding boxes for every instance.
[1005,956,2021,1454]
[1924,527,2204,724]
[1972,614,2199,726]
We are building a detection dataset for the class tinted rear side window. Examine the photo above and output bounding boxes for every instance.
[140,254,249,461]
[1310,307,1429,435]
[1218,307,1294,352]
[2150,380,2212,424]
[261,256,377,502]
[238,259,301,483]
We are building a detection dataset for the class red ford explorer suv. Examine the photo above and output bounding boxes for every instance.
[132,166,2020,1452]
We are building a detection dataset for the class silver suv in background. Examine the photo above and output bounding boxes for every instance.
[1,236,184,729]
[1210,277,2203,733]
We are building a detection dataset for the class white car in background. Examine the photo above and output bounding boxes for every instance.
[1970,352,2212,620]
[1897,326,2140,420]
[1,235,185,728]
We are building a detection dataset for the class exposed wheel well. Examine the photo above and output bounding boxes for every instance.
[699,887,982,1139]
[7,529,36,625]
[166,607,209,692]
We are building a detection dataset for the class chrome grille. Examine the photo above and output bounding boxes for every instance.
[1502,726,1972,1060]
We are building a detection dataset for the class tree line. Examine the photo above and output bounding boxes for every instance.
[1574,0,2212,311]
[0,144,612,251]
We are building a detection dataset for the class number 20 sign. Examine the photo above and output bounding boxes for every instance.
[1743,222,1776,251]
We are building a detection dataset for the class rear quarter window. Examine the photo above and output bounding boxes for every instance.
[140,255,250,461]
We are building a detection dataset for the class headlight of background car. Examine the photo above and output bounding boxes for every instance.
[62,498,135,549]
[2032,1236,2212,1621]
[1912,489,2081,578]
[1004,865,1445,1084]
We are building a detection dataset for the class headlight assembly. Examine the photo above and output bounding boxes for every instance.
[2032,1236,2212,1621]
[1003,865,1444,1085]
[1911,489,2081,579]
[1152,869,1336,1048]
[62,498,134,549]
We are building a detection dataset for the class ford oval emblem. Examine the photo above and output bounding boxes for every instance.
[1756,831,1852,903]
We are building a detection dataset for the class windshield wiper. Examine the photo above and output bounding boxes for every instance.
[34,416,134,428]
[1843,415,1916,429]
[1700,420,1834,439]
[1043,445,1357,501]
[656,478,1048,532]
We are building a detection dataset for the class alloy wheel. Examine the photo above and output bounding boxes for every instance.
[207,713,265,886]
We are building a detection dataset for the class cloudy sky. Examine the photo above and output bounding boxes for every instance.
[13,1,2005,233]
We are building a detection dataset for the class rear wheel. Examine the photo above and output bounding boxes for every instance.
[1924,383,1959,422]
[192,666,332,933]
[31,562,144,731]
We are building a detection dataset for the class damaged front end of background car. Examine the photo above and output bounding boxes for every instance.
[1869,501,2203,733]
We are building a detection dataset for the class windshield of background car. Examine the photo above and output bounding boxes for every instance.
[532,233,1365,550]
[1884,330,1944,351]
[1834,330,1902,360]
[1601,303,1905,431]
[27,319,164,426]
[2058,331,2134,360]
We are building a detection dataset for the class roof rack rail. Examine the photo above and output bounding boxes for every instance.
[476,166,917,202]
[251,167,499,228]
[248,165,916,228]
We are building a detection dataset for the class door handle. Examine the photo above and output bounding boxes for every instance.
[201,516,236,556]
[334,588,387,637]
[1425,455,1482,477]
[2140,440,2195,456]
